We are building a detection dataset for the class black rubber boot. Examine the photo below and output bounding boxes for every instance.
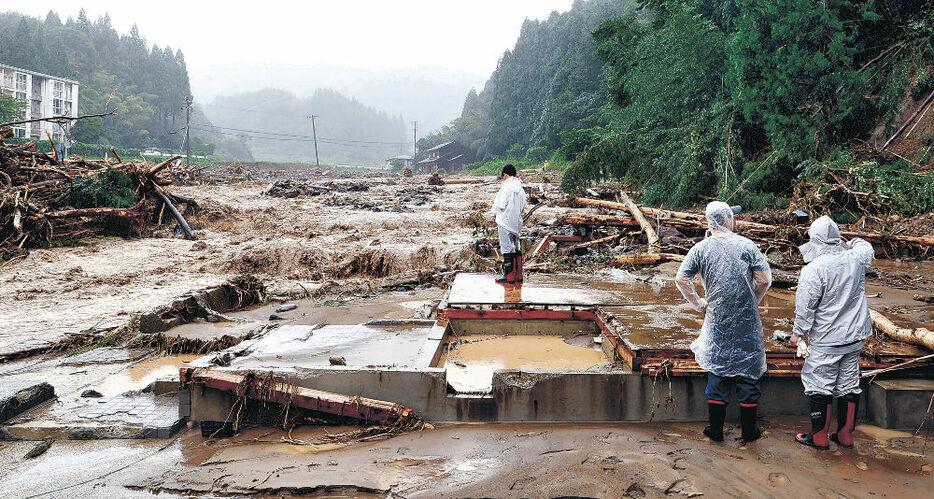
[796,394,832,449]
[703,402,726,442]
[495,253,514,283]
[830,393,859,448]
[740,404,762,442]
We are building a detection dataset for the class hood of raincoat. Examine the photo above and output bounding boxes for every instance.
[705,201,734,233]
[798,215,848,263]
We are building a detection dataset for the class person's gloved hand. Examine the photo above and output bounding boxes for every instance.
[694,298,708,314]
[796,339,809,359]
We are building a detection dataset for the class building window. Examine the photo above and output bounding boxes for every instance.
[65,84,73,100]
[53,132,63,143]
[15,73,26,91]
[65,101,72,115]
[53,81,63,98]
[14,128,25,138]
[53,99,63,115]
[15,91,26,102]
[2,73,12,88]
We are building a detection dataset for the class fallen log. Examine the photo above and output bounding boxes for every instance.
[154,187,196,240]
[870,309,934,352]
[561,213,640,228]
[148,155,183,176]
[611,252,684,266]
[618,192,660,252]
[569,233,622,251]
[43,207,143,219]
[441,178,485,185]
[573,198,934,248]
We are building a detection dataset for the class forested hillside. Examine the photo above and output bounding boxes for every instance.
[429,0,934,216]
[418,0,634,160]
[202,88,409,165]
[0,9,234,155]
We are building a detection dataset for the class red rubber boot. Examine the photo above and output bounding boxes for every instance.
[830,394,859,448]
[796,394,832,449]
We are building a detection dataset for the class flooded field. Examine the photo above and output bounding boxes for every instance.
[94,355,200,396]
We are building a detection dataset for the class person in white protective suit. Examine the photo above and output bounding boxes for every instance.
[791,215,874,449]
[490,164,527,283]
[675,201,772,443]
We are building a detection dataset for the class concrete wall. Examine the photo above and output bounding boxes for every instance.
[189,366,816,424]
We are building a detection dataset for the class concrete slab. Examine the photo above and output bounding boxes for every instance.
[867,378,934,430]
[447,273,628,306]
[60,347,153,366]
[199,323,437,370]
[0,382,55,423]
[1,393,185,440]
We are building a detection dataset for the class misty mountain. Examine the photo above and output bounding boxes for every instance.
[200,88,409,165]
[189,63,485,134]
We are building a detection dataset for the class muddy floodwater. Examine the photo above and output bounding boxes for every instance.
[439,334,607,392]
[94,355,199,396]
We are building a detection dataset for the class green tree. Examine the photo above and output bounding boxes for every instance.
[0,94,25,123]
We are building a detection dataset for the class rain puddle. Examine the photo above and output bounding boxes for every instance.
[439,335,607,392]
[93,354,200,396]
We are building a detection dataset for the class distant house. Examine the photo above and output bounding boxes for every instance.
[417,141,475,173]
[0,62,79,142]
[385,154,413,169]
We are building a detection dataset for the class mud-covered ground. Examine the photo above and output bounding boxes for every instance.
[1,419,932,498]
[0,174,565,355]
[2,169,933,498]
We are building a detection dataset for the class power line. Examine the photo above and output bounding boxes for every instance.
[190,122,409,145]
[188,126,405,149]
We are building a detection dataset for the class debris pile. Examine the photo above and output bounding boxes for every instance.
[0,131,195,261]
[265,179,371,198]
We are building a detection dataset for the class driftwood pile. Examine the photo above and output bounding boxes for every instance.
[0,129,195,261]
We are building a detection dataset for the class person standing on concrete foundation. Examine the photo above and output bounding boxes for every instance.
[491,164,527,283]
[792,215,874,450]
[675,201,772,443]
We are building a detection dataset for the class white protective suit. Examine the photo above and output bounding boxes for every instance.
[491,176,527,254]
[794,215,874,396]
[676,202,773,380]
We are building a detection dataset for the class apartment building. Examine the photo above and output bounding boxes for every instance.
[0,63,79,142]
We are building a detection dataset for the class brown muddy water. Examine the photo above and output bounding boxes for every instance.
[439,334,608,392]
[93,355,199,396]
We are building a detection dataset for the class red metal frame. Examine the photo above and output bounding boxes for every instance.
[181,368,412,425]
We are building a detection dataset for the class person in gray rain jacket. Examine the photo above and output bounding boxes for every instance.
[676,201,772,443]
[491,164,527,283]
[792,215,874,449]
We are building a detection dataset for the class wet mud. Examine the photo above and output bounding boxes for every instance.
[439,334,608,392]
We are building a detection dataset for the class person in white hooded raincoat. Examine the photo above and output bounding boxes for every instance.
[490,164,527,283]
[675,201,772,443]
[791,215,873,450]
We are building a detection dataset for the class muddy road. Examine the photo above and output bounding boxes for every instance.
[1,419,932,498]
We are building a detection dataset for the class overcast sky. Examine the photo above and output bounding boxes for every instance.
[16,1,578,76]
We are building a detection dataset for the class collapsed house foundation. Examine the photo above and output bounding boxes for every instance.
[184,272,934,429]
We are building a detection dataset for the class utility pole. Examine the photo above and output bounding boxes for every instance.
[413,121,418,158]
[308,114,320,167]
[184,96,192,167]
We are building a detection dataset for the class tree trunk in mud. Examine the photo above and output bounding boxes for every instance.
[870,309,934,351]
[610,252,684,266]
[617,192,660,253]
[572,197,934,248]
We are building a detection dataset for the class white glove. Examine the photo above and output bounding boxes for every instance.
[796,339,809,359]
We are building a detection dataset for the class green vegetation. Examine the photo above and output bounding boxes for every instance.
[0,94,24,122]
[428,0,934,215]
[67,168,137,209]
[0,9,238,155]
[203,88,408,165]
